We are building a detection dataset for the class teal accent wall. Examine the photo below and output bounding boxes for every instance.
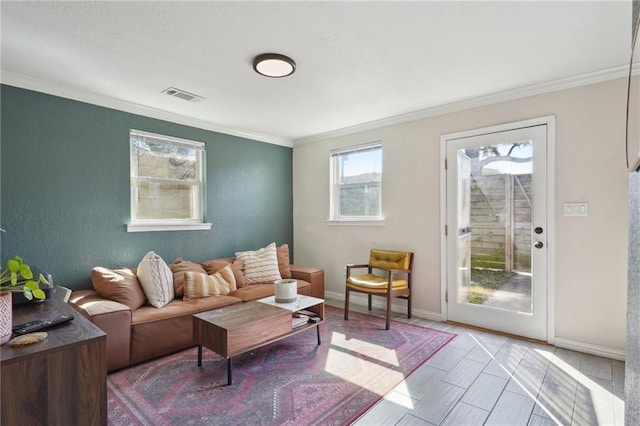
[0,85,293,290]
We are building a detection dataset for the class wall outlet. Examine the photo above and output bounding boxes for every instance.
[564,202,588,217]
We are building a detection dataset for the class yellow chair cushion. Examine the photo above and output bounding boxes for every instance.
[369,249,411,270]
[346,273,408,294]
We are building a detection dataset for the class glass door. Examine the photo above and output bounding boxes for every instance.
[445,124,548,340]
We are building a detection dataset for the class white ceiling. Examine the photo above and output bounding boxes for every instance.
[0,1,633,145]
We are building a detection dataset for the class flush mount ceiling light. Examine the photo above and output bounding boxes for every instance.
[253,53,296,78]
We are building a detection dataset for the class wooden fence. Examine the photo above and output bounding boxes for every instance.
[470,174,532,272]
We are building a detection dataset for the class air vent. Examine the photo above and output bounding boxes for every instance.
[162,87,205,103]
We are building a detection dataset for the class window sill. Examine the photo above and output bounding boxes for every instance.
[127,222,212,233]
[326,218,385,226]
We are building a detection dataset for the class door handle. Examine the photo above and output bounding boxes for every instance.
[534,241,544,249]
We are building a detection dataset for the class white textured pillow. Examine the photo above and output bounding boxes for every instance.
[137,251,174,308]
[235,242,282,285]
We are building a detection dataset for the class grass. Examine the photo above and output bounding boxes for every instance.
[468,269,513,304]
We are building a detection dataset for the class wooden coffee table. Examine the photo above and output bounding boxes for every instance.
[193,295,324,385]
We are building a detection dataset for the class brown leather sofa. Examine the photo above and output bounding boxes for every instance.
[69,257,324,372]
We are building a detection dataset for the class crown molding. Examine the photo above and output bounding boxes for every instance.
[0,71,293,148]
[294,65,630,146]
[2,65,629,149]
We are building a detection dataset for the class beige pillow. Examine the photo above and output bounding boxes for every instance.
[235,242,281,285]
[170,258,208,297]
[277,244,292,279]
[201,259,246,288]
[91,267,146,310]
[137,251,174,308]
[183,265,237,300]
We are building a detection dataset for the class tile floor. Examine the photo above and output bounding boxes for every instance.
[326,299,625,426]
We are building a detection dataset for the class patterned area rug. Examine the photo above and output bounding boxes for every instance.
[107,305,456,426]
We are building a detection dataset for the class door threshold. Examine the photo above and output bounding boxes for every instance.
[445,320,548,345]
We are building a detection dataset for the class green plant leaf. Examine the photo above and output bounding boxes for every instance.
[38,274,49,284]
[24,280,39,291]
[19,264,33,280]
[22,287,33,301]
[7,259,19,273]
[10,272,17,285]
[32,288,46,300]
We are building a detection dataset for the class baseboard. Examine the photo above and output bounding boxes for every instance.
[326,291,625,360]
[325,290,442,322]
[554,337,626,361]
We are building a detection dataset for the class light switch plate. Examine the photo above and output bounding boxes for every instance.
[564,202,588,217]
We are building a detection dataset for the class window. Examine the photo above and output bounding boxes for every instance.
[127,129,211,232]
[329,142,383,222]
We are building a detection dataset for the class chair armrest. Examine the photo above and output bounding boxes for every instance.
[290,265,325,298]
[346,263,370,278]
[388,268,411,274]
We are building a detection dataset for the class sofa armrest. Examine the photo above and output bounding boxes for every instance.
[69,290,132,371]
[290,265,324,299]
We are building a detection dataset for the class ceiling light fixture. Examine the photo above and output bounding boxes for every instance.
[253,53,296,78]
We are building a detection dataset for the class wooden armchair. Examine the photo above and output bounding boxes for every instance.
[344,249,414,330]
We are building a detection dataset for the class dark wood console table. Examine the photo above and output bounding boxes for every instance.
[1,296,107,425]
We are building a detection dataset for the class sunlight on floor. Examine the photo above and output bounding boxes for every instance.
[536,348,625,425]
[466,332,624,425]
[329,331,401,367]
[325,331,404,394]
[382,381,416,409]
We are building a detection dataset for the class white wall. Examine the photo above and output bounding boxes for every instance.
[293,77,628,354]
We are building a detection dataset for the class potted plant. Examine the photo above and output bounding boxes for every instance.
[1,256,48,344]
[274,278,298,303]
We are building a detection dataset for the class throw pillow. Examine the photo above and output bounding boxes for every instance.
[276,244,292,279]
[183,265,237,300]
[235,242,281,285]
[231,259,245,287]
[91,266,146,310]
[169,258,208,297]
[201,258,246,288]
[137,251,174,308]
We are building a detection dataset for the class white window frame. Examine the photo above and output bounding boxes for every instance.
[328,142,384,225]
[127,129,212,232]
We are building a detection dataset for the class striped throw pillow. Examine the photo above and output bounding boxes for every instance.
[235,242,282,285]
[183,265,237,300]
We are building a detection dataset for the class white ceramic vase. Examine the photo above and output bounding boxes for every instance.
[274,279,297,303]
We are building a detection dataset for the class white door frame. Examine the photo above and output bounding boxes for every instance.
[439,115,556,344]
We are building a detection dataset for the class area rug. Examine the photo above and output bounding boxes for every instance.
[107,305,456,426]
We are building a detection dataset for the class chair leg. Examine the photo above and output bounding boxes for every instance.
[385,295,392,330]
[368,294,372,311]
[344,288,350,321]
[407,293,412,319]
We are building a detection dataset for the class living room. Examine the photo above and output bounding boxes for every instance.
[0,1,637,425]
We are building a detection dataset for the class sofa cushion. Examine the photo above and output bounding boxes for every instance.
[235,242,281,285]
[137,251,174,308]
[229,284,275,302]
[229,279,312,302]
[90,267,146,310]
[169,258,208,297]
[131,294,242,325]
[277,244,292,279]
[183,266,237,299]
